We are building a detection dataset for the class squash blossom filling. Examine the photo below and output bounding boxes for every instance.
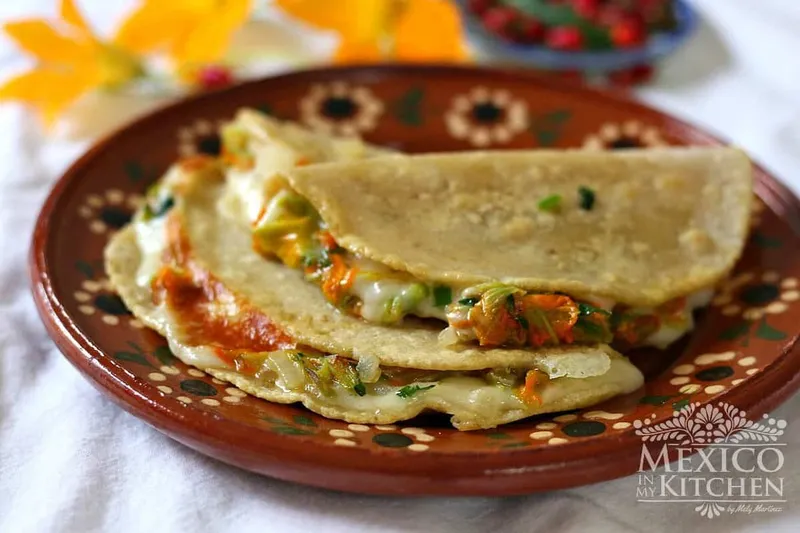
[229,347,549,406]
[135,190,551,408]
[223,129,709,350]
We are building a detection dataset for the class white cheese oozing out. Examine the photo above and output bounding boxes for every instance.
[133,216,167,287]
[641,288,715,349]
[349,256,447,323]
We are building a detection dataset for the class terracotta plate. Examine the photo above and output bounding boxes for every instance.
[30,66,800,495]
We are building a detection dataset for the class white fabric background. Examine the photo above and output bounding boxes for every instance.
[1,1,799,532]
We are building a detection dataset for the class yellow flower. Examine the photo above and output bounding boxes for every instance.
[0,0,251,125]
[114,0,252,71]
[275,0,467,63]
[0,0,147,125]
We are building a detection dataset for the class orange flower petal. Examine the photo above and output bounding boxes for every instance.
[171,0,252,65]
[275,0,389,44]
[333,39,383,64]
[60,0,94,38]
[113,2,193,54]
[0,67,96,125]
[3,20,92,65]
[394,0,468,62]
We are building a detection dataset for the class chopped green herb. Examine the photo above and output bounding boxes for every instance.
[433,286,452,307]
[142,196,175,221]
[573,317,612,343]
[505,293,516,313]
[396,384,436,398]
[538,194,562,212]
[578,302,612,317]
[458,297,480,306]
[578,186,595,210]
[353,382,367,396]
[301,248,329,269]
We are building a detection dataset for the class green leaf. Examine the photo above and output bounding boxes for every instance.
[639,395,674,406]
[126,341,143,354]
[75,260,94,279]
[672,398,691,412]
[261,416,287,425]
[180,379,217,397]
[393,86,425,126]
[719,321,751,341]
[756,320,787,341]
[751,231,782,248]
[501,442,531,449]
[153,345,177,366]
[256,103,275,116]
[272,426,314,436]
[741,284,780,306]
[541,109,572,125]
[486,432,513,440]
[124,161,144,183]
[293,415,317,427]
[530,109,572,147]
[113,351,151,367]
[433,286,452,307]
[535,130,558,147]
[505,0,579,25]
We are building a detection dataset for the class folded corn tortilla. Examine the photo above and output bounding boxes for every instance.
[286,148,753,307]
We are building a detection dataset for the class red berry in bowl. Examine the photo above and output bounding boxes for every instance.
[197,65,234,90]
[611,16,647,47]
[573,0,601,19]
[468,0,496,16]
[482,6,520,41]
[518,17,546,43]
[598,5,629,26]
[546,26,584,50]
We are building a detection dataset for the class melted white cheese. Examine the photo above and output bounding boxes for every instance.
[641,288,714,349]
[133,216,167,287]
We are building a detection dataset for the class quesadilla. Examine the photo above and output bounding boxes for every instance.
[105,111,647,430]
[240,144,752,351]
[106,159,643,430]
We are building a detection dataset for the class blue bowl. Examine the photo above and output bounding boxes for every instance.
[455,0,697,72]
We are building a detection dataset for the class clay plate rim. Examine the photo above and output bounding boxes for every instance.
[28,65,800,496]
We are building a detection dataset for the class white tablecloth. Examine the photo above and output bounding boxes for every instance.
[2,1,800,532]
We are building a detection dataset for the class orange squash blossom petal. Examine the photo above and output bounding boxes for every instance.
[277,0,468,62]
[3,20,93,65]
[394,0,467,62]
[0,67,96,125]
[60,0,94,38]
[113,2,193,54]
[172,0,252,65]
